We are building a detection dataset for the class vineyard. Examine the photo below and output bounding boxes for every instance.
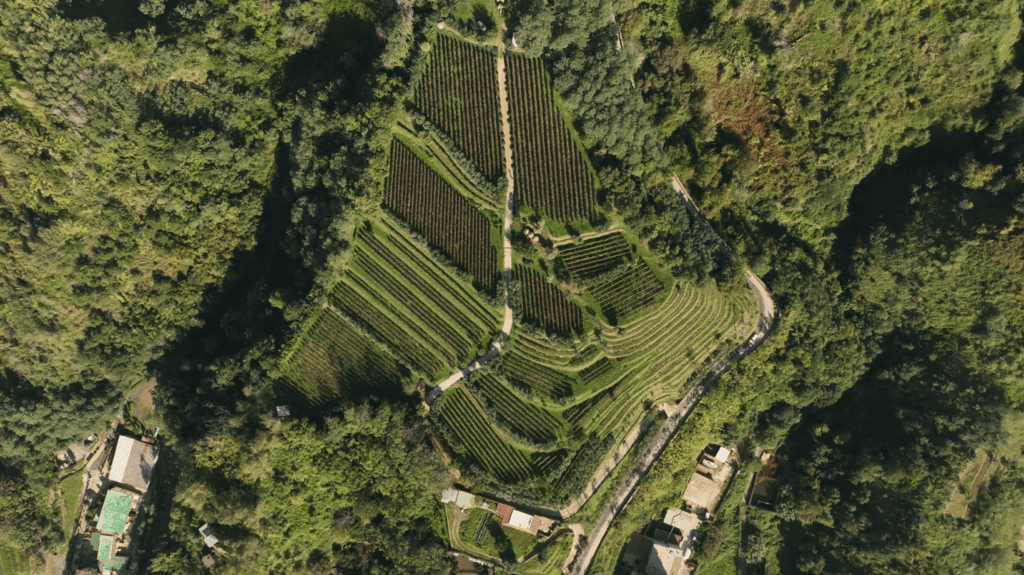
[433,388,534,482]
[506,53,596,223]
[516,264,584,335]
[590,260,666,323]
[384,140,500,293]
[329,221,500,380]
[280,309,406,407]
[558,232,632,277]
[414,34,504,180]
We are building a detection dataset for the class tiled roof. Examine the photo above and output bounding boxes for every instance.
[682,473,720,512]
[496,503,514,524]
[109,436,158,493]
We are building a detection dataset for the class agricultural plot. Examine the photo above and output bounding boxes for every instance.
[280,309,406,407]
[507,53,596,223]
[503,349,577,400]
[472,372,564,444]
[433,388,535,482]
[558,232,632,278]
[414,34,504,180]
[384,140,500,292]
[590,261,666,323]
[516,264,584,335]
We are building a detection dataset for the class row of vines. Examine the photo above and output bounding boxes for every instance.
[414,34,504,180]
[516,264,584,335]
[384,140,499,293]
[506,53,596,223]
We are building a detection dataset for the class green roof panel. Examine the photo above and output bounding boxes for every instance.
[97,489,133,534]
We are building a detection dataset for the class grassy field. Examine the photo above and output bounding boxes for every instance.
[520,532,573,575]
[456,508,537,561]
[0,548,40,575]
[60,472,84,536]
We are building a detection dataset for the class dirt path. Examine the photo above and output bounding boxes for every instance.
[561,523,585,574]
[428,49,516,401]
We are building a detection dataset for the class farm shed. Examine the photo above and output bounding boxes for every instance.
[199,523,220,548]
[108,435,159,493]
[682,473,720,515]
[508,510,534,532]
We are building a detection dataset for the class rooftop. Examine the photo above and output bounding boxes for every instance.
[508,510,534,532]
[96,488,134,534]
[455,490,476,508]
[496,503,514,524]
[682,473,720,514]
[646,541,686,575]
[108,435,159,493]
[440,488,458,504]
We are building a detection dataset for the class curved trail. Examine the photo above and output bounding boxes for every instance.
[427,51,516,404]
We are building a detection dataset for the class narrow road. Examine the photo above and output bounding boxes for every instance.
[568,178,777,575]
[427,49,516,403]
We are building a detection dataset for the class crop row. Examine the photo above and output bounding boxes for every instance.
[436,388,534,482]
[351,246,479,361]
[282,309,403,405]
[516,265,583,335]
[414,34,503,180]
[590,262,665,323]
[385,140,499,293]
[503,350,576,399]
[506,53,595,222]
[475,372,563,443]
[578,357,614,385]
[374,219,499,327]
[558,232,631,277]
[331,280,447,377]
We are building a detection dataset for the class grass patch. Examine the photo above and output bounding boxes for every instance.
[60,472,84,535]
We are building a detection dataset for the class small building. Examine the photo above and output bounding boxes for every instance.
[202,554,217,568]
[440,488,459,504]
[455,490,476,509]
[714,446,731,463]
[96,488,135,535]
[276,405,291,418]
[507,510,534,532]
[496,503,514,525]
[646,541,686,575]
[108,435,159,494]
[682,472,720,516]
[199,523,219,548]
[622,533,653,570]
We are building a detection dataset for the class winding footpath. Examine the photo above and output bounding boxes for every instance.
[426,50,516,404]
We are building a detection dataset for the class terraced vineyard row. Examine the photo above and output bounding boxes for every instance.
[591,262,665,322]
[350,247,479,361]
[331,279,449,378]
[414,34,503,179]
[579,357,615,385]
[506,53,595,222]
[516,264,584,335]
[281,309,404,406]
[384,140,499,292]
[435,388,534,482]
[475,373,563,444]
[504,350,577,399]
[358,227,497,336]
[558,232,631,277]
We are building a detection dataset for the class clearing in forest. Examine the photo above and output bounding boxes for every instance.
[278,33,757,509]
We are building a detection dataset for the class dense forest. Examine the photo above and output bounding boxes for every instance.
[0,0,1022,573]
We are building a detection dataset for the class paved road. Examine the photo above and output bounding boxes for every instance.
[428,51,517,403]
[567,178,777,575]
